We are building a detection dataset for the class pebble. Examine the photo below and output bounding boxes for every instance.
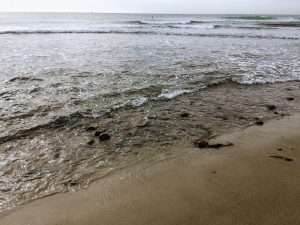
[95,131,102,137]
[86,126,97,131]
[194,140,209,148]
[99,133,111,142]
[255,121,264,126]
[180,112,190,118]
[266,104,276,111]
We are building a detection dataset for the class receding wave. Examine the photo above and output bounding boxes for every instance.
[1,76,299,145]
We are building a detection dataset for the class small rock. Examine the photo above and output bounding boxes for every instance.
[147,116,156,119]
[68,181,78,187]
[255,121,264,126]
[208,143,234,148]
[194,140,234,149]
[194,140,209,148]
[266,104,276,111]
[180,112,190,118]
[95,131,102,137]
[85,126,97,131]
[274,112,279,115]
[87,139,95,145]
[277,148,282,151]
[99,133,111,142]
[287,97,294,101]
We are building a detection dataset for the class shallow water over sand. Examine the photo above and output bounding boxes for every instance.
[0,81,299,212]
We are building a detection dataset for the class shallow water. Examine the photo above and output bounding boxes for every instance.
[0,34,299,138]
[0,13,300,212]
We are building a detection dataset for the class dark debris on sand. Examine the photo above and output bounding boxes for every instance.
[85,126,97,131]
[255,121,264,126]
[99,133,111,142]
[269,155,293,162]
[194,139,234,149]
[266,104,277,111]
[180,112,190,118]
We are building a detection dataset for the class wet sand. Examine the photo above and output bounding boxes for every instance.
[1,81,299,212]
[1,113,300,225]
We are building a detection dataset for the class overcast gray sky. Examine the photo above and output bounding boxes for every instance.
[0,0,299,14]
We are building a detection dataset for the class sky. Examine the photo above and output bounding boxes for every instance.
[0,0,299,14]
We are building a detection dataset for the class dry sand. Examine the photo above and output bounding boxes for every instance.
[1,114,300,225]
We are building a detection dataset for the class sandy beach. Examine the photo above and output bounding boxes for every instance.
[1,113,299,225]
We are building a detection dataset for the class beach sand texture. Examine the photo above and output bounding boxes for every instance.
[1,113,299,225]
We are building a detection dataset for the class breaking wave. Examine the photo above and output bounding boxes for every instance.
[223,15,276,20]
[123,20,205,25]
[0,29,298,40]
[259,22,300,28]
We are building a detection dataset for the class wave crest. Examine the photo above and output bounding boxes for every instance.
[223,15,276,20]
[0,29,297,40]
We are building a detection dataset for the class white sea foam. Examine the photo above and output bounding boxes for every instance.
[129,96,149,107]
[240,76,300,85]
[114,96,149,109]
[157,89,193,99]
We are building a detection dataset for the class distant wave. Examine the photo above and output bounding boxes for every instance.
[259,22,300,28]
[121,20,205,25]
[0,29,298,40]
[123,20,215,29]
[213,25,277,30]
[223,15,276,20]
[167,24,215,29]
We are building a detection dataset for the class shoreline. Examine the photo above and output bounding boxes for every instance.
[0,80,298,212]
[1,113,300,225]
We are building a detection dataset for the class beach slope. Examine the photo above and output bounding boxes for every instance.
[1,114,300,225]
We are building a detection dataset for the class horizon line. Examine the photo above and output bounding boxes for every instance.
[0,11,299,16]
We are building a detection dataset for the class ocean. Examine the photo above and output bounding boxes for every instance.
[0,12,299,212]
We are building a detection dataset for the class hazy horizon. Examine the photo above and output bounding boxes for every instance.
[0,0,300,15]
[0,11,299,16]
